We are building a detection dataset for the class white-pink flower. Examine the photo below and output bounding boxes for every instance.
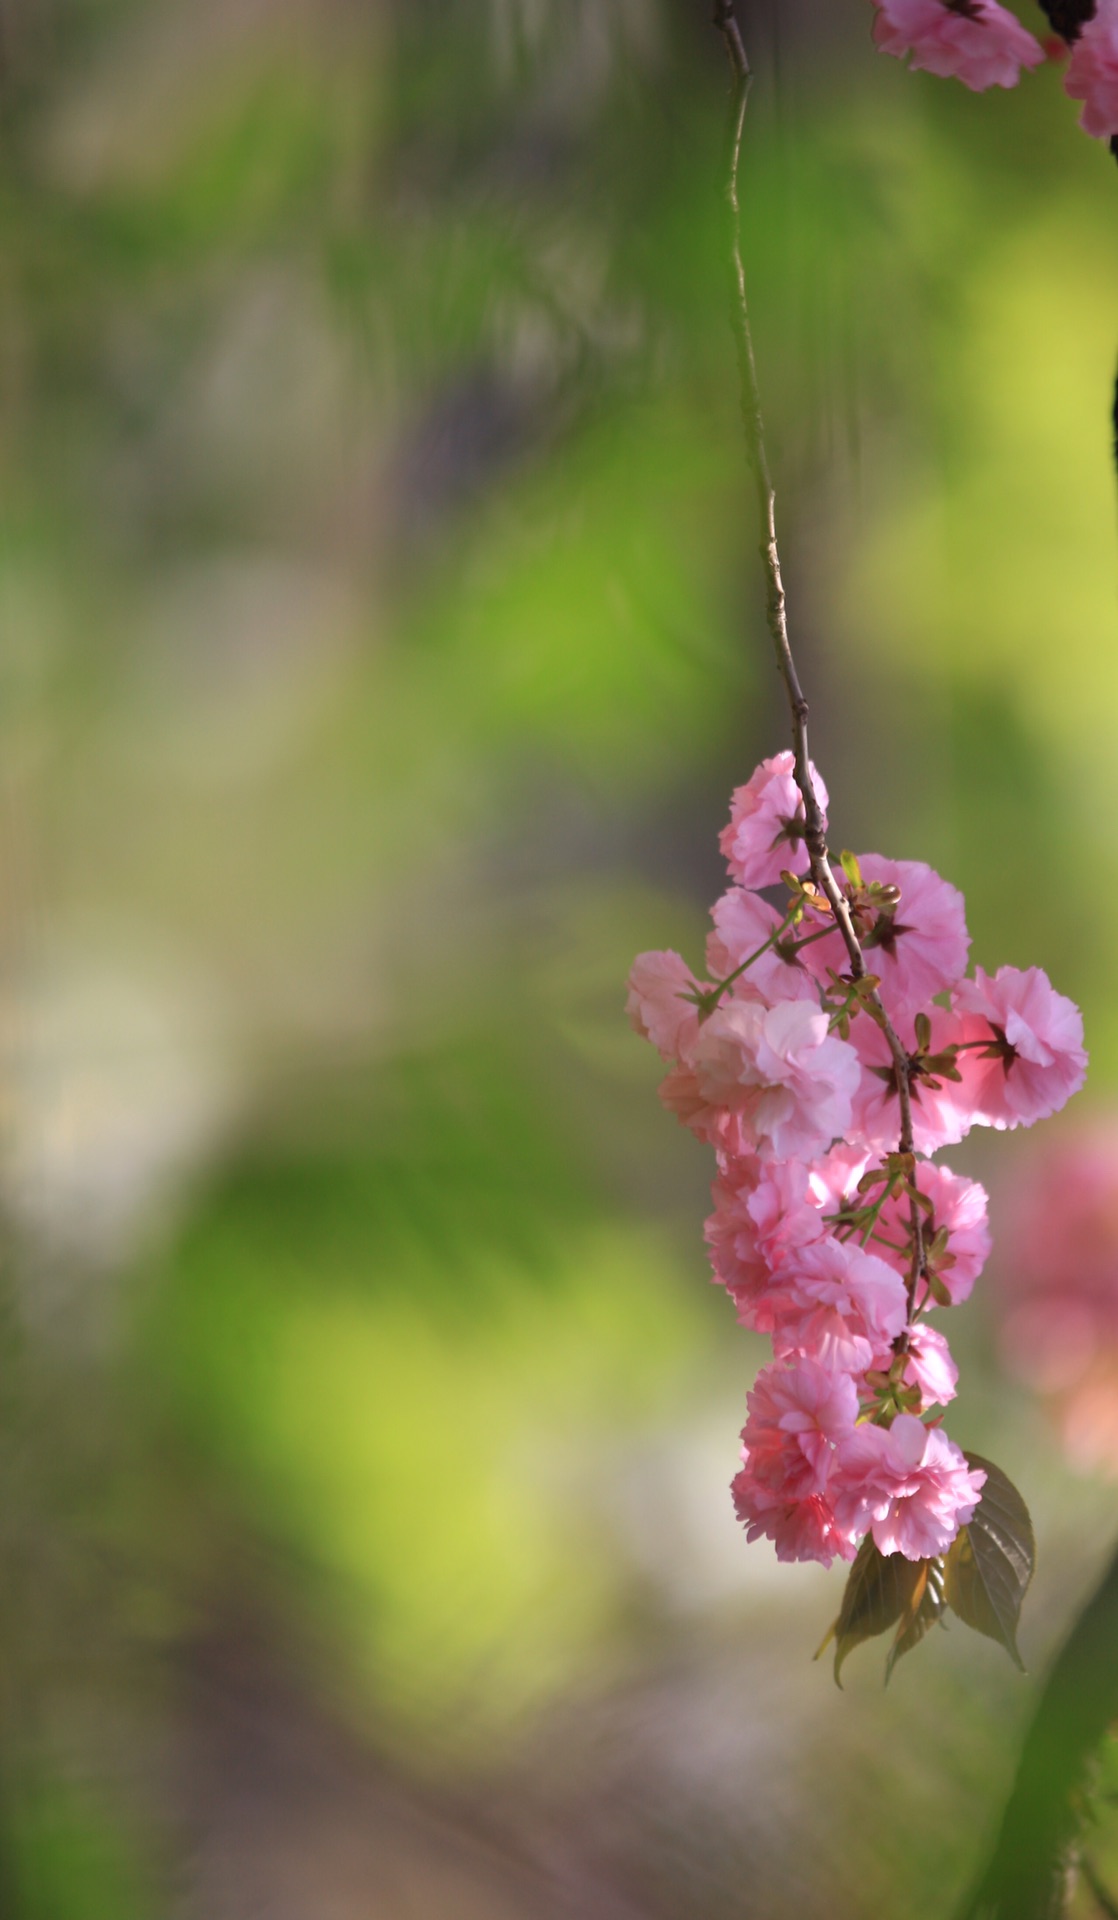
[802,854,969,1023]
[718,751,828,891]
[904,1324,959,1409]
[953,965,1088,1130]
[626,950,702,1062]
[707,887,819,1005]
[870,0,1045,90]
[1065,0,1118,138]
[833,1414,986,1560]
[772,1236,908,1372]
[690,997,860,1161]
[741,1357,860,1498]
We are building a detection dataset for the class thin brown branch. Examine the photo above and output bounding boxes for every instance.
[711,1,923,1293]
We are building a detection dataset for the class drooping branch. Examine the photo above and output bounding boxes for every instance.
[710,1,923,1298]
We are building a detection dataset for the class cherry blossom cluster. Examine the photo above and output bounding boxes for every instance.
[870,0,1118,143]
[627,752,1087,1570]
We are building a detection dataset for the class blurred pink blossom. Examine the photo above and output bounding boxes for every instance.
[1065,0,1118,137]
[870,0,1045,90]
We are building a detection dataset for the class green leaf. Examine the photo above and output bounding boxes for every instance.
[840,849,863,888]
[943,1455,1035,1671]
[914,1011,932,1052]
[885,1556,946,1685]
[820,1537,927,1687]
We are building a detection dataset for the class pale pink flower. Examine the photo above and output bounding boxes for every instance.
[707,887,819,1005]
[718,751,828,891]
[626,950,702,1061]
[690,998,859,1161]
[850,1004,973,1154]
[731,1472,857,1569]
[833,1414,986,1560]
[741,1358,861,1498]
[802,854,969,1023]
[772,1236,908,1372]
[870,0,1045,89]
[1065,0,1118,137]
[904,1324,959,1408]
[953,965,1087,1130]
[873,1162,991,1304]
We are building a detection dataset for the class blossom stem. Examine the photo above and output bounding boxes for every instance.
[712,0,924,1296]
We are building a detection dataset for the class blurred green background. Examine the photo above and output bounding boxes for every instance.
[0,1,1115,1915]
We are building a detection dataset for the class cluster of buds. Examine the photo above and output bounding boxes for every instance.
[627,753,1087,1625]
[869,0,1118,145]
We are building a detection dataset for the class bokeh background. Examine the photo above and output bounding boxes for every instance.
[0,1,1115,1915]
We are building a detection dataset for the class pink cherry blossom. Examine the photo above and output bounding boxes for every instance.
[731,1472,857,1569]
[802,854,969,1023]
[772,1236,908,1372]
[718,751,828,891]
[953,965,1088,1130]
[870,0,1045,90]
[873,1161,991,1304]
[626,950,702,1061]
[833,1414,985,1560]
[689,997,860,1161]
[707,887,819,1005]
[1065,0,1118,137]
[849,1004,973,1154]
[904,1324,959,1408]
[741,1357,860,1498]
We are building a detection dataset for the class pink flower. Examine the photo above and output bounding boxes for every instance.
[1065,0,1118,137]
[706,1157,826,1329]
[718,751,828,891]
[626,950,702,1061]
[731,1472,857,1569]
[873,1162,991,1304]
[833,1414,986,1560]
[953,965,1088,1130]
[772,1236,908,1372]
[707,887,819,1005]
[741,1358,860,1497]
[849,1004,973,1154]
[870,0,1045,90]
[802,854,969,1023]
[904,1324,959,1408]
[690,998,860,1161]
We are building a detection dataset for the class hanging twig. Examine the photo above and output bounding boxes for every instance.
[710,0,924,1290]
